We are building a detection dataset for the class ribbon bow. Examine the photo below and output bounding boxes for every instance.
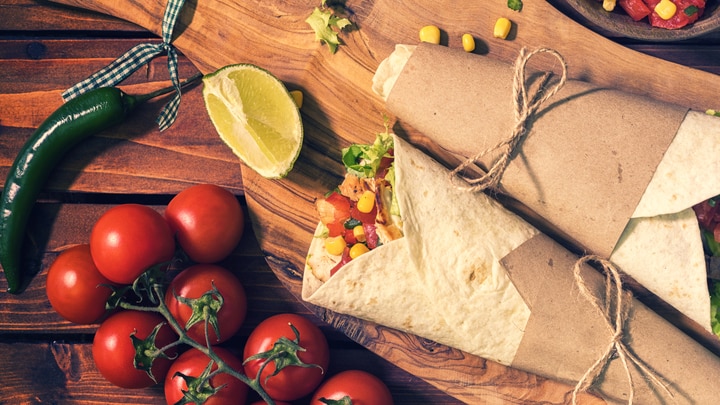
[62,0,186,131]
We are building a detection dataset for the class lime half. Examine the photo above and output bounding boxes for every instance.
[202,64,303,179]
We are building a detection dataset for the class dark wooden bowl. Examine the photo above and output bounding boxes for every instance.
[565,0,720,41]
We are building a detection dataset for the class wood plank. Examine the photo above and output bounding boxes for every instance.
[50,0,720,110]
[0,0,145,32]
[0,41,199,93]
[627,43,720,76]
[0,80,244,195]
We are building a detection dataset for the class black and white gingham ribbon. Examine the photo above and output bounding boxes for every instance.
[62,0,186,131]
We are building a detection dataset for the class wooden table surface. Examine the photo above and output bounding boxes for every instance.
[2,1,720,404]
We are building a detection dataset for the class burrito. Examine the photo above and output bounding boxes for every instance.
[372,43,719,333]
[302,132,720,403]
[304,130,537,363]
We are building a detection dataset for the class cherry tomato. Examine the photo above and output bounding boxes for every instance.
[310,370,394,405]
[243,314,330,401]
[164,347,248,405]
[165,184,245,263]
[46,244,116,324]
[249,402,290,405]
[165,264,247,345]
[92,310,177,389]
[90,204,175,284]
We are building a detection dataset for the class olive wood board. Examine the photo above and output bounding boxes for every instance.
[47,0,720,403]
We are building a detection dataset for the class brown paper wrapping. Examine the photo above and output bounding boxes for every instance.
[386,43,689,257]
[502,233,720,404]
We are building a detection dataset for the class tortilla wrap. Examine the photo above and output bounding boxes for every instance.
[302,135,720,404]
[304,134,538,365]
[372,43,719,332]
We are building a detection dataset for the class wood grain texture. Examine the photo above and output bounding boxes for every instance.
[50,0,720,110]
[10,0,720,403]
[0,8,468,400]
[0,78,243,195]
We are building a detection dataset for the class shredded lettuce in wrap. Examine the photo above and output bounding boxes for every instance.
[711,282,720,336]
[342,130,393,177]
[341,129,400,216]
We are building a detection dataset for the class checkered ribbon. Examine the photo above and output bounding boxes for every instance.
[62,0,186,131]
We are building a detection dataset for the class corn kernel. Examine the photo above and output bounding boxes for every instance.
[493,17,512,39]
[461,33,475,52]
[419,25,441,44]
[356,190,376,213]
[353,225,366,242]
[349,243,370,259]
[602,0,616,11]
[654,0,677,20]
[290,90,303,109]
[324,235,346,256]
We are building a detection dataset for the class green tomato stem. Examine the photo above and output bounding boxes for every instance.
[117,275,277,404]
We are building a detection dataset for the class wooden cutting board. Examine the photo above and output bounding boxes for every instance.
[47,0,720,403]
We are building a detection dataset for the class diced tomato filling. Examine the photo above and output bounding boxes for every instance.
[316,148,398,277]
[316,190,378,268]
[343,227,358,245]
[618,0,652,21]
[350,201,377,224]
[316,192,352,237]
[646,0,704,29]
[613,0,705,29]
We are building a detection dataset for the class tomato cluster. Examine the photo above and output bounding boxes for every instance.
[43,183,394,405]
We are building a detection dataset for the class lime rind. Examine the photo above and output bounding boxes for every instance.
[202,64,303,179]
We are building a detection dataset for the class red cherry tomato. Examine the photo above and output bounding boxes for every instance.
[92,310,177,389]
[310,370,394,405]
[164,347,248,405]
[165,264,247,345]
[243,314,330,401]
[46,244,116,324]
[165,184,245,263]
[90,204,174,284]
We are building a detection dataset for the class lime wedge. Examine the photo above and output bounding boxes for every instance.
[202,64,303,179]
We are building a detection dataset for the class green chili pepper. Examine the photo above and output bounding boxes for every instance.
[0,74,202,293]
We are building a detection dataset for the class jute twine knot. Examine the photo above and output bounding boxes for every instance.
[571,255,674,405]
[450,47,568,191]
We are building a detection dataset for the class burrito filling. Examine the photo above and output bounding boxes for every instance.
[307,131,403,282]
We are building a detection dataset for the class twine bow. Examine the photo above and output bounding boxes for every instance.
[571,255,674,404]
[62,0,187,131]
[450,47,568,191]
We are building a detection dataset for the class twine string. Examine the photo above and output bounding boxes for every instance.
[450,47,568,191]
[62,0,187,131]
[571,255,674,405]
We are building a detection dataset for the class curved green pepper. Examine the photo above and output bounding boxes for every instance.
[0,75,200,293]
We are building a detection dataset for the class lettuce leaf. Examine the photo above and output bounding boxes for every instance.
[341,130,393,178]
[711,281,720,338]
[305,2,352,53]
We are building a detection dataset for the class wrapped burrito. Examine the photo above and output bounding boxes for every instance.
[372,43,720,333]
[302,133,720,403]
